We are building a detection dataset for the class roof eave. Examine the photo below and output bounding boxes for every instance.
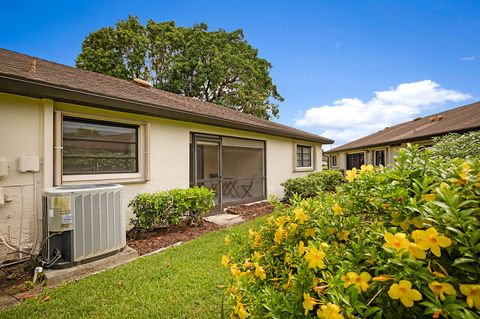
[324,128,480,154]
[0,74,334,144]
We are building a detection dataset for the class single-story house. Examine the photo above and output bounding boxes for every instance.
[325,101,480,171]
[0,48,333,263]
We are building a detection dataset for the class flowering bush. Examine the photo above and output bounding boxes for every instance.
[222,145,480,318]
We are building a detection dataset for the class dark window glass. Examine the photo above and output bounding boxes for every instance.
[296,145,312,167]
[346,153,365,170]
[331,155,337,167]
[375,150,386,166]
[63,117,138,174]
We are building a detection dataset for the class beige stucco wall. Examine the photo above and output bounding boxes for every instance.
[0,93,53,263]
[0,92,323,262]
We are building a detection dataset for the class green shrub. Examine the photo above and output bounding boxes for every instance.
[430,130,480,160]
[281,170,344,199]
[129,186,214,231]
[222,145,480,319]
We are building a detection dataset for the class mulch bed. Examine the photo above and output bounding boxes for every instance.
[225,201,274,220]
[0,261,40,301]
[128,201,274,256]
[127,221,220,256]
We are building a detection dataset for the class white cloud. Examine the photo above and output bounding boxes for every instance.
[295,80,471,146]
[460,56,476,61]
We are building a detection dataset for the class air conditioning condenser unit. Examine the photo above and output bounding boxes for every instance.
[41,184,125,267]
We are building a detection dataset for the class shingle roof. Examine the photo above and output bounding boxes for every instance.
[325,101,480,153]
[0,48,333,144]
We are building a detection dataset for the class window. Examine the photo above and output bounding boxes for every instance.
[331,155,337,167]
[296,145,312,168]
[62,117,139,175]
[374,150,386,167]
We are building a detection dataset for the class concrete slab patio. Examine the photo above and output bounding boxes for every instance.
[204,213,245,227]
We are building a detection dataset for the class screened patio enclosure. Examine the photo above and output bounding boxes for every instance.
[190,133,266,209]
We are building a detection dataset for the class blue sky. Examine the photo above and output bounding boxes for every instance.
[1,1,479,146]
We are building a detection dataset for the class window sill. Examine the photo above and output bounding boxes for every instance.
[294,166,315,173]
[62,173,147,185]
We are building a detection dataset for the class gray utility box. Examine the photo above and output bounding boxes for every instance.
[42,184,125,266]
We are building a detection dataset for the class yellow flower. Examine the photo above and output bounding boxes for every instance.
[299,241,306,255]
[326,227,335,236]
[422,194,436,202]
[243,260,253,269]
[224,236,231,245]
[254,263,266,280]
[289,223,298,233]
[459,162,472,181]
[372,275,394,282]
[460,284,480,310]
[388,280,422,307]
[277,216,289,227]
[383,232,410,254]
[252,233,262,249]
[302,292,320,315]
[333,203,343,216]
[230,264,241,278]
[361,164,374,172]
[274,226,286,244]
[390,213,409,230]
[283,272,294,290]
[341,272,371,293]
[428,281,456,301]
[294,208,309,224]
[410,217,425,229]
[304,228,317,239]
[221,255,230,268]
[337,230,350,241]
[346,168,357,182]
[253,251,262,261]
[304,246,326,270]
[411,227,452,257]
[408,242,426,260]
[317,303,344,319]
[234,302,249,319]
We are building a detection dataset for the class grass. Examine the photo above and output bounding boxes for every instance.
[0,217,267,319]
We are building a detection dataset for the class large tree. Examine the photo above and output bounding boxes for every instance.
[76,16,283,119]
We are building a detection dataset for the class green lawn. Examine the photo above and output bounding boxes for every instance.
[0,217,266,319]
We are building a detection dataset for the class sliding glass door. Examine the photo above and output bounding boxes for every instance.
[191,135,222,205]
[190,133,266,210]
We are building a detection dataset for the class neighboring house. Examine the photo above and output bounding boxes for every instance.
[325,101,480,171]
[0,49,333,263]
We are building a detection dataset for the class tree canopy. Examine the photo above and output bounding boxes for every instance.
[76,16,283,119]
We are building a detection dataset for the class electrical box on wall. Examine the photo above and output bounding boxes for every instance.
[0,158,7,178]
[18,156,40,173]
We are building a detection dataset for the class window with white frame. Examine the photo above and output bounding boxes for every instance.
[296,144,313,168]
[62,117,139,174]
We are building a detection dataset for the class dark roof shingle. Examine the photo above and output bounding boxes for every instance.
[0,48,333,144]
[325,101,480,153]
